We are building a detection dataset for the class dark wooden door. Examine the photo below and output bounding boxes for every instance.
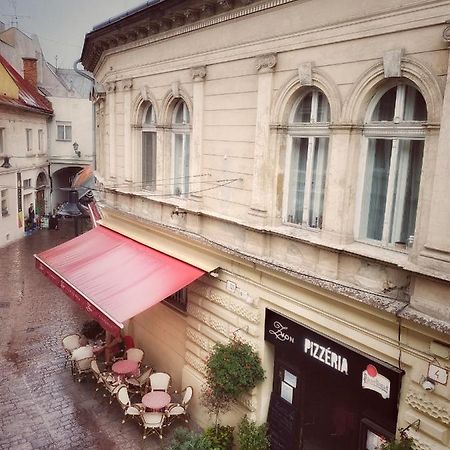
[268,358,303,450]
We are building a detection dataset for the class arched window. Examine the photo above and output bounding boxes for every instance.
[285,88,330,228]
[360,83,426,244]
[172,100,190,196]
[142,103,156,190]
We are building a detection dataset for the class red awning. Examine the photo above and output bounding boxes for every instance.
[34,226,205,336]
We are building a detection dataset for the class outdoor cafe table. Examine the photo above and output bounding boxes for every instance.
[112,360,139,381]
[142,391,171,411]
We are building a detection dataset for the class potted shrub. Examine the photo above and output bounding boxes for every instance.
[380,435,416,450]
[201,338,265,448]
[238,415,270,450]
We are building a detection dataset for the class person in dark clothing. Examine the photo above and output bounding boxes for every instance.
[28,204,35,230]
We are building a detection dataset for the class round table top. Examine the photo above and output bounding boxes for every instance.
[142,391,171,410]
[112,359,138,375]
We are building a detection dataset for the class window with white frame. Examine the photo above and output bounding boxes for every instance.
[360,83,426,245]
[1,189,8,217]
[23,178,32,189]
[142,104,157,191]
[38,129,44,152]
[172,100,190,196]
[26,128,32,151]
[56,122,72,141]
[285,88,330,228]
[0,128,4,154]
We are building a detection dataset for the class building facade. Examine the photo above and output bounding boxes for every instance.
[0,24,94,218]
[81,1,450,449]
[0,53,53,246]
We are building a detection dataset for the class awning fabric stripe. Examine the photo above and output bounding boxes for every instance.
[34,226,205,336]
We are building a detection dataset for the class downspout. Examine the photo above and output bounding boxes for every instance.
[73,59,96,170]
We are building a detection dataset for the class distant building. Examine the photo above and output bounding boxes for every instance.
[0,24,94,245]
[0,52,52,245]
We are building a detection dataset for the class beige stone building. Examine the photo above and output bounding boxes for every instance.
[78,1,450,448]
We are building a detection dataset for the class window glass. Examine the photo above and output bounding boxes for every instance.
[286,89,330,229]
[26,129,32,151]
[1,189,8,217]
[0,128,4,154]
[293,92,313,123]
[361,83,426,245]
[144,105,155,125]
[142,132,157,190]
[56,122,72,141]
[172,101,190,196]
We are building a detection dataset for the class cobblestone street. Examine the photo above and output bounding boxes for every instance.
[0,222,182,450]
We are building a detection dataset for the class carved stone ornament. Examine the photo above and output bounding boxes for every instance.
[140,85,150,101]
[105,81,116,93]
[119,78,133,91]
[256,53,277,73]
[298,62,313,86]
[383,48,405,78]
[191,65,207,81]
[444,25,450,43]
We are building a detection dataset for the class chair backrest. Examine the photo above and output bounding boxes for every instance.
[62,334,80,352]
[76,356,94,372]
[182,386,193,407]
[117,386,130,408]
[126,348,144,363]
[138,367,152,384]
[90,359,100,375]
[167,404,185,416]
[150,372,171,392]
[123,335,135,350]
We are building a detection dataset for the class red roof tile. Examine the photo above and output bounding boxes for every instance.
[0,53,53,115]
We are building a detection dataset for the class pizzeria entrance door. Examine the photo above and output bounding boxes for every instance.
[301,363,358,450]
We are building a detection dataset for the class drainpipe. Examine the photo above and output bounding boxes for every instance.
[73,59,96,170]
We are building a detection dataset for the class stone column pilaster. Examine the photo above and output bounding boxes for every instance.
[106,81,116,180]
[249,53,277,219]
[119,79,133,182]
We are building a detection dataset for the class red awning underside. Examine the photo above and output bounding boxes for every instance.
[35,226,205,336]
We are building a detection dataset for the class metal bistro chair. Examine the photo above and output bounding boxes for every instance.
[140,411,165,440]
[116,385,145,424]
[149,372,171,392]
[72,356,94,383]
[165,386,193,426]
[62,333,81,368]
[126,366,152,396]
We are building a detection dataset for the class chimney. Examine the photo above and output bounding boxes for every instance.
[23,57,38,86]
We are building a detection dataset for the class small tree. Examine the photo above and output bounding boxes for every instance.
[380,435,416,450]
[201,338,265,432]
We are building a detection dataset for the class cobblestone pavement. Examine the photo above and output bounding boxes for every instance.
[0,221,186,449]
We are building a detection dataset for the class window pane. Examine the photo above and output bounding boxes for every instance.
[308,137,329,228]
[174,102,186,124]
[144,105,155,125]
[57,125,64,140]
[294,93,313,123]
[389,140,423,243]
[287,138,308,224]
[65,126,72,141]
[0,128,4,153]
[363,139,392,240]
[173,134,184,195]
[316,91,330,122]
[183,134,190,194]
[142,132,156,190]
[403,85,427,121]
[371,87,396,121]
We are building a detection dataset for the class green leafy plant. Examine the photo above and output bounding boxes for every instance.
[380,435,416,450]
[238,416,270,450]
[169,427,212,450]
[201,338,265,431]
[204,425,234,450]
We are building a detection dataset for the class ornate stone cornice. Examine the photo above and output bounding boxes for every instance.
[191,65,207,81]
[81,0,294,72]
[255,53,277,73]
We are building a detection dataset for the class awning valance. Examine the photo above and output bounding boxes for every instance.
[34,226,206,336]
